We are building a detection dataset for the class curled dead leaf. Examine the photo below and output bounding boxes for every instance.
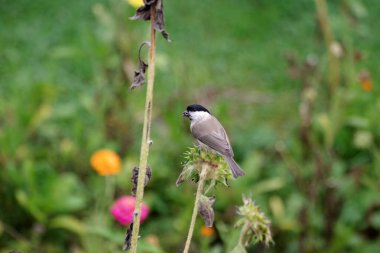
[130,42,150,90]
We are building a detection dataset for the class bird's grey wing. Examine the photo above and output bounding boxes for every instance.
[191,120,232,156]
[197,133,232,156]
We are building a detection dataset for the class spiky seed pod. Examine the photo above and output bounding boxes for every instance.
[235,196,273,248]
[176,146,233,188]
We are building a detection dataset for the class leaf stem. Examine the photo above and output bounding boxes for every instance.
[129,6,156,253]
[138,41,151,65]
[183,165,208,253]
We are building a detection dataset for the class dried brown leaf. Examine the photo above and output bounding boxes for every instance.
[131,166,152,196]
[155,9,164,32]
[130,70,145,90]
[130,0,170,41]
[155,0,170,41]
[130,5,151,21]
[130,42,150,90]
[198,195,216,227]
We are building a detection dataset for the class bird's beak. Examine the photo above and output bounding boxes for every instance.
[182,111,190,117]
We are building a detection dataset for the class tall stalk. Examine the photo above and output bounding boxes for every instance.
[130,6,157,253]
[183,165,208,253]
[314,0,340,95]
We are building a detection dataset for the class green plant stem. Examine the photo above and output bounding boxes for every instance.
[314,0,340,95]
[183,165,208,253]
[130,6,157,253]
[238,223,249,246]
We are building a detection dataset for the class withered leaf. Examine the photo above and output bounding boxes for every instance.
[161,30,170,41]
[130,0,170,42]
[176,164,198,187]
[130,5,151,21]
[155,0,170,41]
[176,174,184,187]
[130,69,146,90]
[198,195,216,227]
[130,42,150,90]
[155,9,164,32]
[123,222,133,251]
[131,166,152,196]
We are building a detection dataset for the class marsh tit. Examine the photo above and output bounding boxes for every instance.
[183,104,245,178]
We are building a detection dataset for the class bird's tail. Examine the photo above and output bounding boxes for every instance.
[224,156,245,178]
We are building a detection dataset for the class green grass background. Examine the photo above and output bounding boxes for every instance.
[1,0,379,252]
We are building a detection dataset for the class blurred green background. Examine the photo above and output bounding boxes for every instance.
[1,0,379,252]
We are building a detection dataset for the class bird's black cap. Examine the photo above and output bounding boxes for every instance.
[186,104,210,113]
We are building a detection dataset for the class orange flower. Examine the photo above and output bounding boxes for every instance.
[200,225,215,237]
[358,70,373,92]
[90,149,121,176]
[361,79,373,92]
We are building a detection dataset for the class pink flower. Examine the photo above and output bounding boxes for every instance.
[110,196,149,226]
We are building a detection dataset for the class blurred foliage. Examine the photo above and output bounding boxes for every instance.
[0,0,380,252]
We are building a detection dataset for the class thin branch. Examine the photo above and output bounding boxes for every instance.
[183,164,208,253]
[129,6,157,253]
[314,0,340,95]
[238,223,249,246]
